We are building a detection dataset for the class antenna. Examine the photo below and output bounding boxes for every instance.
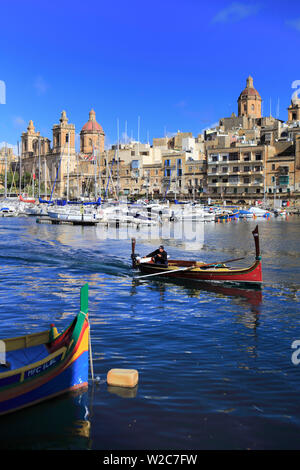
[276,98,280,119]
[137,116,140,142]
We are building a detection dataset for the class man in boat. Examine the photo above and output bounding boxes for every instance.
[146,245,168,267]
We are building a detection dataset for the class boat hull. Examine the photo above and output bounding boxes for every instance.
[0,312,89,416]
[137,259,262,286]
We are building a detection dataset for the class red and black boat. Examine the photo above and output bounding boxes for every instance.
[131,226,262,287]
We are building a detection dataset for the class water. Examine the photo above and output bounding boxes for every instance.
[0,216,299,450]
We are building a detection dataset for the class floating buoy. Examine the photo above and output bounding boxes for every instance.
[107,368,139,388]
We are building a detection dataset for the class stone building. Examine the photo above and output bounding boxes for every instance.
[20,109,105,199]
[80,109,105,156]
[287,98,300,123]
[265,138,300,197]
[206,144,275,202]
[238,75,262,119]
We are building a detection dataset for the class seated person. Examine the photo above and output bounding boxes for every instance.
[146,245,168,266]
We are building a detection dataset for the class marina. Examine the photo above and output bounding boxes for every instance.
[0,213,299,449]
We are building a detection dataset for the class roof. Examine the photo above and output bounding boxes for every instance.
[239,87,261,98]
[81,120,103,132]
[81,109,104,133]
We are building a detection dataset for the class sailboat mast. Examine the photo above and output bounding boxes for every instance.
[93,141,97,199]
[117,118,120,199]
[4,143,7,198]
[18,141,21,196]
[66,132,70,201]
[98,134,101,199]
[38,137,41,198]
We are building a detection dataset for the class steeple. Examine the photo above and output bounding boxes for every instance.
[59,110,68,125]
[89,109,96,121]
[27,120,35,134]
[246,75,254,89]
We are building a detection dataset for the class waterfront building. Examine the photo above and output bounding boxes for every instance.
[206,143,274,202]
[20,110,105,199]
[10,75,300,204]
[265,137,300,198]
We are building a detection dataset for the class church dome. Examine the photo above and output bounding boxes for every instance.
[238,76,261,99]
[81,109,104,133]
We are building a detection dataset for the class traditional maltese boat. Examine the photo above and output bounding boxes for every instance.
[131,226,262,286]
[0,284,90,416]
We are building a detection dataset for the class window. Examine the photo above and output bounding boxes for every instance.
[244,166,250,172]
[212,156,218,162]
[233,167,239,173]
[255,153,262,161]
[244,177,250,184]
[222,167,228,173]
[65,134,69,143]
[272,164,275,171]
[279,175,289,186]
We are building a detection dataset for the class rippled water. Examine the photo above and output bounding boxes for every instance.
[0,215,299,450]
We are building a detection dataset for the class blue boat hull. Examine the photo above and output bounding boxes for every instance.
[0,350,88,416]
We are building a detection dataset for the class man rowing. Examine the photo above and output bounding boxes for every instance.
[146,245,168,267]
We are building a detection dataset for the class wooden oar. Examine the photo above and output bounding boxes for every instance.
[136,265,195,280]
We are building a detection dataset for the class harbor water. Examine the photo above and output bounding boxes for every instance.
[0,215,299,450]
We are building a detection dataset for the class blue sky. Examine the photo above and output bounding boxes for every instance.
[0,0,300,151]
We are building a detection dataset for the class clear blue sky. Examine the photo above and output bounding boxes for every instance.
[0,0,300,151]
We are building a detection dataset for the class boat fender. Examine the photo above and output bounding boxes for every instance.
[107,368,139,388]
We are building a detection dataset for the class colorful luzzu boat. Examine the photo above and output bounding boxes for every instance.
[0,284,89,416]
[131,226,262,287]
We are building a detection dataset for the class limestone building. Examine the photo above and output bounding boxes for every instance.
[80,109,105,156]
[20,109,105,198]
[238,75,262,119]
